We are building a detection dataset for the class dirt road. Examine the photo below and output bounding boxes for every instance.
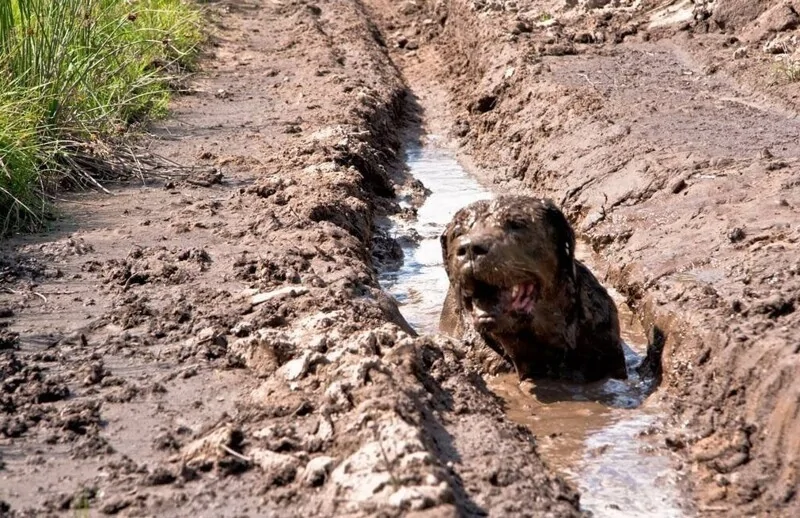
[1,0,799,516]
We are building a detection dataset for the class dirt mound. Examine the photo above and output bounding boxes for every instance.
[710,0,778,31]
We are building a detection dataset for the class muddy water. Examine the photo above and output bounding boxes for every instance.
[380,140,688,517]
[379,140,491,332]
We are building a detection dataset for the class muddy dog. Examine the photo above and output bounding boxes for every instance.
[439,195,628,382]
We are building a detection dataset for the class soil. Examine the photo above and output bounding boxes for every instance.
[1,0,799,517]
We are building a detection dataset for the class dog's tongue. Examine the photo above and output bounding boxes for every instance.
[510,283,537,313]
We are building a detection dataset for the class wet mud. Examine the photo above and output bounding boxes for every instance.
[2,0,800,516]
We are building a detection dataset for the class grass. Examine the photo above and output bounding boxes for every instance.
[0,0,203,233]
[774,56,800,83]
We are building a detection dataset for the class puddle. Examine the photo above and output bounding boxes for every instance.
[380,140,688,517]
[379,141,491,333]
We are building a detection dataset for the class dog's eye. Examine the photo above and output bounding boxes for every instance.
[505,219,527,231]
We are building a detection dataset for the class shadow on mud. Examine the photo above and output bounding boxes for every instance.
[415,363,490,517]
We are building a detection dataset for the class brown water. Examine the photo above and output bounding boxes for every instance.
[380,140,689,517]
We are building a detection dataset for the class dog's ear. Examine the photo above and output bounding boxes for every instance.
[541,199,576,276]
[439,222,453,278]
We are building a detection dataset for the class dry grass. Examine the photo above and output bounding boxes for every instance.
[772,54,800,83]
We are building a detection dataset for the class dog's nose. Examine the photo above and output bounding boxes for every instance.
[456,237,491,259]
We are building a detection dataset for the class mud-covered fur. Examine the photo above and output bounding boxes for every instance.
[439,195,627,382]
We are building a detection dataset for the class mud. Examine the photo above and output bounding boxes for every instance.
[0,1,581,516]
[3,0,800,516]
[489,261,684,518]
[370,0,800,515]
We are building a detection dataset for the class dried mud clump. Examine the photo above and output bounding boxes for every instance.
[0,254,46,283]
[1,352,70,438]
[234,252,309,288]
[106,293,154,330]
[19,237,94,261]
[90,246,212,288]
[0,330,19,350]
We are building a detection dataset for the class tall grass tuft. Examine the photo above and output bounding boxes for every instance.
[0,0,203,233]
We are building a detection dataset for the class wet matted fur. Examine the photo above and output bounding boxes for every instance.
[439,195,627,382]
